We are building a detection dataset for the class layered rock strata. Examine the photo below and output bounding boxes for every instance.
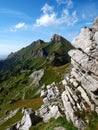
[61,17,98,129]
[38,17,98,130]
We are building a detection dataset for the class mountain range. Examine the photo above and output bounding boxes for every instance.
[0,34,73,82]
[0,34,73,105]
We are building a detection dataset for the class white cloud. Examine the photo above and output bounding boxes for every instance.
[56,0,73,8]
[62,9,78,26]
[35,13,58,27]
[41,3,53,14]
[34,3,78,27]
[10,22,26,32]
[34,4,59,27]
[15,22,25,29]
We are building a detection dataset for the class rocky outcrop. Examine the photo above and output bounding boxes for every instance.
[29,69,44,86]
[38,17,98,130]
[31,48,48,58]
[69,17,98,107]
[61,17,98,129]
[51,34,63,42]
[7,108,42,130]
[37,82,63,122]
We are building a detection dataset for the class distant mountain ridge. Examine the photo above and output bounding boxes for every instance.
[0,34,74,81]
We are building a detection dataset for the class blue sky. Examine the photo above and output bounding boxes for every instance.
[0,0,98,58]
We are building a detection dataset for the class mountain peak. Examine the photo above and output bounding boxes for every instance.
[51,34,64,42]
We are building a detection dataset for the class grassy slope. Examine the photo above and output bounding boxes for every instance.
[0,98,43,117]
[0,110,22,130]
[0,63,71,130]
[85,112,98,130]
[0,63,71,105]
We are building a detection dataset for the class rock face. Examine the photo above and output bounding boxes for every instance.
[31,48,48,58]
[38,17,98,130]
[16,108,33,130]
[51,34,63,42]
[69,17,98,107]
[61,17,98,129]
[7,108,42,130]
[30,69,44,86]
[37,82,63,122]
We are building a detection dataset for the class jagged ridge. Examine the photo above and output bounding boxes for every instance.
[0,34,73,81]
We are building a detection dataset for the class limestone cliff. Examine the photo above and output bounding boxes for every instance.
[38,17,98,130]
